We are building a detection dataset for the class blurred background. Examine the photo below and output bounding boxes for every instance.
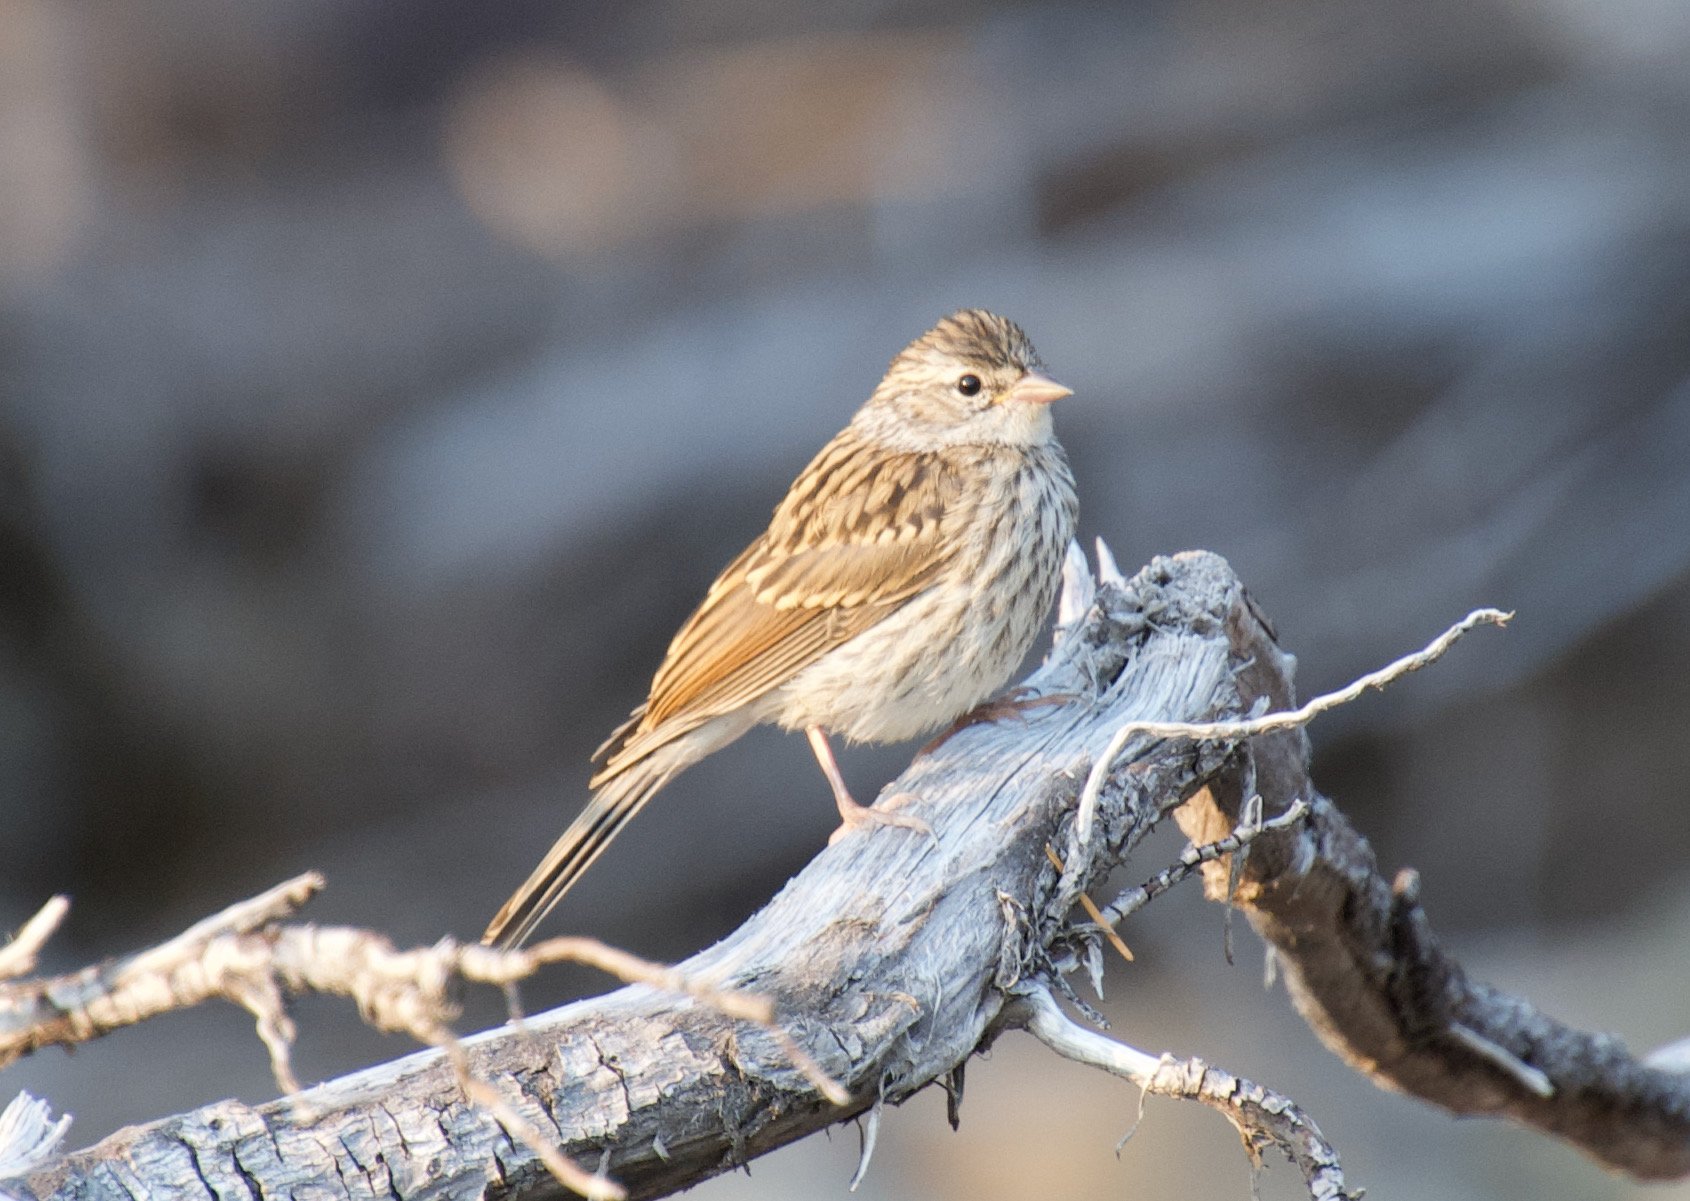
[2,0,1688,1196]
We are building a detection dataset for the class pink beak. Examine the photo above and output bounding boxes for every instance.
[1006,371,1074,406]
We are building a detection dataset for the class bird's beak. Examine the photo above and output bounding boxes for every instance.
[1005,371,1073,406]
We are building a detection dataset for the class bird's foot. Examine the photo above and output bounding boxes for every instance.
[920,688,1075,755]
[809,723,935,846]
[829,792,936,847]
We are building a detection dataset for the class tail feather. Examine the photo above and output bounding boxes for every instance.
[482,753,681,949]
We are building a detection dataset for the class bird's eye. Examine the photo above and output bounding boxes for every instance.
[956,374,983,397]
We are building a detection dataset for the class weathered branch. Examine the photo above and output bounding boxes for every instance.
[0,876,822,1200]
[1018,986,1353,1200]
[1162,565,1690,1181]
[6,547,1686,1201]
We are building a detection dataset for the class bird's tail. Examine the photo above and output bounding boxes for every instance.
[481,747,687,949]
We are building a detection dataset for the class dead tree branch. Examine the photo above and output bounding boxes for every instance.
[5,547,1686,1201]
[1018,986,1352,1201]
[0,876,825,1200]
[1159,560,1690,1181]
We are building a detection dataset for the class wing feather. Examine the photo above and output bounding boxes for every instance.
[596,432,962,778]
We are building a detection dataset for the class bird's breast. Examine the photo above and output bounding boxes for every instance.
[770,444,1077,743]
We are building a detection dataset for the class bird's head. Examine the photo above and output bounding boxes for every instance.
[857,309,1072,450]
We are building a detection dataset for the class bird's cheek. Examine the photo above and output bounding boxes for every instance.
[988,402,1052,446]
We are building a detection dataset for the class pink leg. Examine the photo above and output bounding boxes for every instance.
[805,725,933,845]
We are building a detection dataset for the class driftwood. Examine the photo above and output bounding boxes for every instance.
[6,547,1689,1201]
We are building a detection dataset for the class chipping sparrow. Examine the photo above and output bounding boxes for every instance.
[484,309,1078,947]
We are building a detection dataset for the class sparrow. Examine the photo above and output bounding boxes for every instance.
[484,309,1078,947]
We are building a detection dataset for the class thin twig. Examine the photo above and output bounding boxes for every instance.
[1019,985,1356,1201]
[447,1043,625,1201]
[0,899,70,982]
[1044,845,1135,963]
[1096,801,1311,928]
[1073,607,1510,847]
[765,1027,853,1107]
[847,1096,881,1192]
[485,938,774,1025]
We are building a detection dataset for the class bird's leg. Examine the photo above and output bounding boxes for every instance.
[919,686,1075,756]
[806,725,933,846]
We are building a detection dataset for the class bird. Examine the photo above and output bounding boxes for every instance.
[483,309,1078,948]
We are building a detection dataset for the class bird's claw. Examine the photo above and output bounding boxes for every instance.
[830,793,937,847]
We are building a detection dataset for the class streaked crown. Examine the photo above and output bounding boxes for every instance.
[894,309,1042,377]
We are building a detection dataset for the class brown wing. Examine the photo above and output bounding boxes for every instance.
[596,432,961,777]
